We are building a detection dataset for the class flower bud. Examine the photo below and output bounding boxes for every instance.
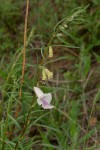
[63,24,68,28]
[42,69,47,80]
[45,68,53,79]
[49,46,53,58]
[42,68,53,80]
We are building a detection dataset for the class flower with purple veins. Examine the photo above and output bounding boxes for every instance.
[34,87,54,109]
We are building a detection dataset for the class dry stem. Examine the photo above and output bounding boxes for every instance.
[16,0,30,117]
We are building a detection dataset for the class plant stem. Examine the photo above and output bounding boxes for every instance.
[15,0,30,119]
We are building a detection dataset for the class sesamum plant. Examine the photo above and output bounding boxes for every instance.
[0,4,97,150]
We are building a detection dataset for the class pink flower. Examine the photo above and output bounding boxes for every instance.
[34,87,54,109]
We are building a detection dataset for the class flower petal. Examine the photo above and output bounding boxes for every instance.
[44,93,52,103]
[37,98,42,105]
[34,87,44,98]
[42,99,54,109]
[42,104,54,109]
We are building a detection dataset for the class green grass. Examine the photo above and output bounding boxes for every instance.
[0,0,100,150]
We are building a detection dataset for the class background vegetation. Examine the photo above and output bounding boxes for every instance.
[0,0,100,149]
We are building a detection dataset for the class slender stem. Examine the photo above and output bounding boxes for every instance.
[11,0,30,140]
[15,0,30,118]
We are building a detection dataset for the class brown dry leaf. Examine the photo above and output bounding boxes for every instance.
[89,117,97,127]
